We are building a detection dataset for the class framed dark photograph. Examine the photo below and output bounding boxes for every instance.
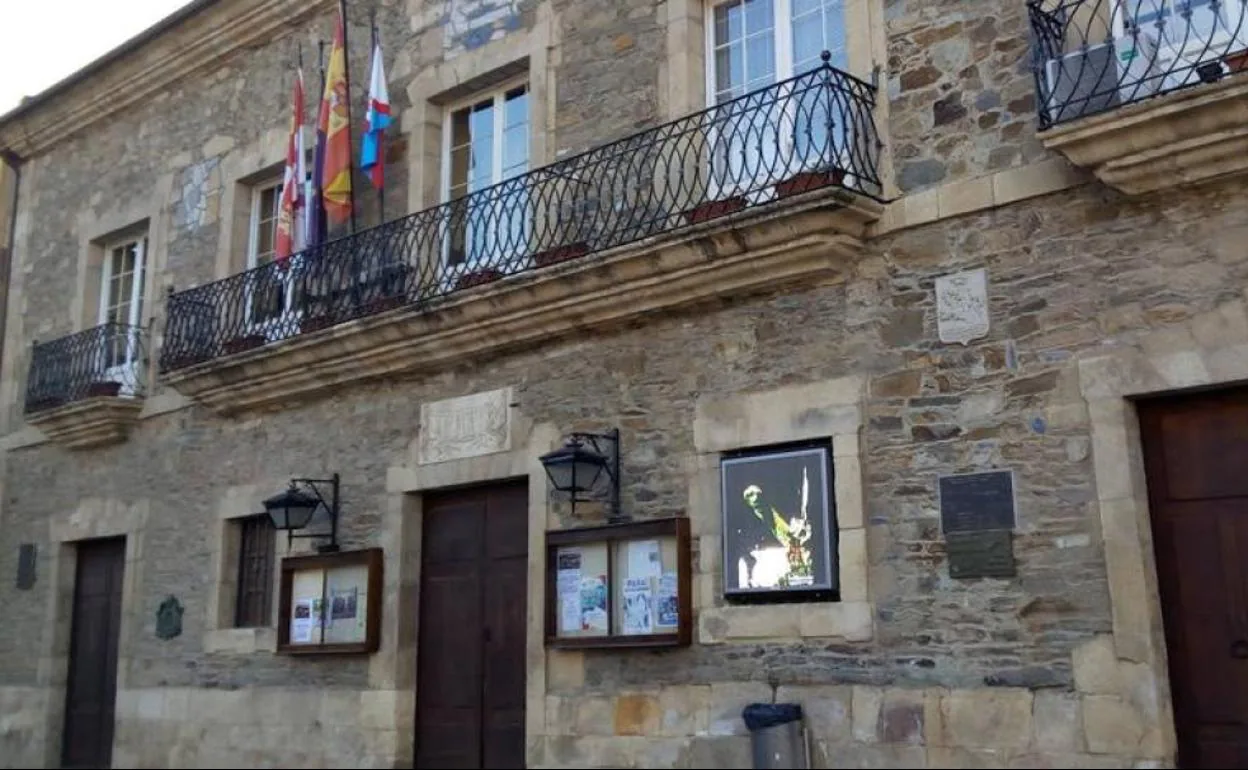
[721,443,838,600]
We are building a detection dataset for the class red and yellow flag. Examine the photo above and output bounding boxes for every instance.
[318,6,352,227]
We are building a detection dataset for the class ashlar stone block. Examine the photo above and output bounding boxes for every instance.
[1082,695,1146,756]
[939,688,1034,750]
[1032,690,1084,752]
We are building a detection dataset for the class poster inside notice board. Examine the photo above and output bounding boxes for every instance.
[552,542,610,639]
[547,517,690,648]
[612,536,681,636]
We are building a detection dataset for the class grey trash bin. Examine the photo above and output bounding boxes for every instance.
[742,703,809,769]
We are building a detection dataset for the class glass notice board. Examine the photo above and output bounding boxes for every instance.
[278,548,382,655]
[546,517,691,649]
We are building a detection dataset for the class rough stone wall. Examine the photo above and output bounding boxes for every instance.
[3,176,1246,765]
[885,0,1047,193]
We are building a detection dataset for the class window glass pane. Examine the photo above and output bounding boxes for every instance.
[743,0,774,36]
[745,32,776,85]
[470,132,494,191]
[469,100,495,140]
[502,126,528,179]
[258,213,274,257]
[792,11,824,65]
[715,1,744,45]
[716,44,746,98]
[135,243,146,322]
[504,86,529,128]
[794,0,822,15]
[451,107,471,149]
[450,145,471,193]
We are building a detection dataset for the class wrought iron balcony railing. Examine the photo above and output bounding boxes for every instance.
[161,57,882,373]
[25,322,147,414]
[1030,0,1248,128]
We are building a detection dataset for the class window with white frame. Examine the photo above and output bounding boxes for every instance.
[98,237,146,389]
[705,0,854,198]
[707,0,849,103]
[248,182,283,269]
[246,181,300,332]
[442,81,530,271]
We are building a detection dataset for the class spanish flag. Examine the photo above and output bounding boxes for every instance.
[317,3,352,228]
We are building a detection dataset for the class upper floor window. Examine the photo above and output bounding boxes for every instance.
[707,0,847,104]
[248,181,282,269]
[442,82,530,269]
[99,237,146,388]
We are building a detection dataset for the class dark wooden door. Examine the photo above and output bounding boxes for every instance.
[62,537,126,769]
[415,481,528,769]
[1140,388,1248,768]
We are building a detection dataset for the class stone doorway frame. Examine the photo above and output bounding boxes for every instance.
[376,412,560,767]
[1078,311,1248,762]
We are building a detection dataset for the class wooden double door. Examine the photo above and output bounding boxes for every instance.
[415,481,529,768]
[1140,387,1248,768]
[62,537,126,769]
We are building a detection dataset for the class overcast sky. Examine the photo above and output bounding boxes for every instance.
[0,0,194,115]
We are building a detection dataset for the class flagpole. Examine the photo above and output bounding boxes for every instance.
[371,13,384,225]
[313,39,327,247]
[339,0,359,234]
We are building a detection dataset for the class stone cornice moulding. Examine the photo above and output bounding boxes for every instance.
[162,189,884,414]
[0,0,331,159]
[1040,77,1248,195]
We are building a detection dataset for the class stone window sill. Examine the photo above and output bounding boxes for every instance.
[203,626,277,654]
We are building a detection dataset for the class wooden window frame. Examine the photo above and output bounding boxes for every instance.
[233,515,276,628]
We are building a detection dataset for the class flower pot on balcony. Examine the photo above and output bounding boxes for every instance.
[222,333,268,355]
[27,396,66,413]
[369,294,407,313]
[300,315,338,335]
[454,268,504,290]
[774,167,847,199]
[533,242,591,268]
[163,352,208,371]
[85,381,123,398]
[1226,49,1248,73]
[683,195,749,225]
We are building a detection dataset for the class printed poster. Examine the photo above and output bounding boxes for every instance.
[330,587,358,621]
[627,539,662,579]
[580,575,608,633]
[656,572,679,629]
[557,550,582,633]
[622,576,653,635]
[291,598,316,643]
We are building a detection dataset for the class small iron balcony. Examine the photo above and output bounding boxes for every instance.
[25,322,147,415]
[1029,0,1248,128]
[160,58,882,374]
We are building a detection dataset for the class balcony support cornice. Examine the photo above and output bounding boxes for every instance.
[1041,77,1248,196]
[163,188,882,415]
[26,397,144,450]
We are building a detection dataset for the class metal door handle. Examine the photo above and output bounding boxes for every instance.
[1231,640,1248,659]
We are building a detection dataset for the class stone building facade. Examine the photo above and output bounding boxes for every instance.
[1,0,1247,767]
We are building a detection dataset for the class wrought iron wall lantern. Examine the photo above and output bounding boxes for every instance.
[539,429,624,522]
[263,473,341,552]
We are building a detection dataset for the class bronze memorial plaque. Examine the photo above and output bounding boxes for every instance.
[946,530,1016,579]
[938,470,1016,534]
